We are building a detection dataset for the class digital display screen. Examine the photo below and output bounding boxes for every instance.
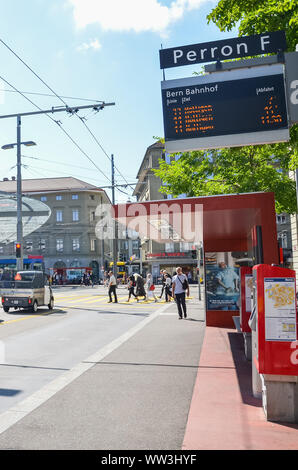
[162,74,288,143]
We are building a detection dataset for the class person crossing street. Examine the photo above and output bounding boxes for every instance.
[108,271,118,303]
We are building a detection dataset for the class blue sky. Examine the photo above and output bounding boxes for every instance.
[0,0,237,202]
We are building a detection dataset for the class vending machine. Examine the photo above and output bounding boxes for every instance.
[250,264,298,422]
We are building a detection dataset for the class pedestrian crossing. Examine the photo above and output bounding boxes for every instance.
[54,292,194,308]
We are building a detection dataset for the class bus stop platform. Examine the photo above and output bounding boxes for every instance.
[0,291,297,450]
[183,325,298,450]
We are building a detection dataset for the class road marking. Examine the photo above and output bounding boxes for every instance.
[0,302,170,435]
[1,315,41,325]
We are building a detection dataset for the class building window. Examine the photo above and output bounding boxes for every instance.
[180,242,192,252]
[56,239,64,252]
[56,195,62,201]
[56,210,63,222]
[132,240,139,250]
[90,239,96,251]
[0,246,3,254]
[89,195,95,200]
[72,209,79,221]
[90,210,96,222]
[72,194,79,200]
[41,196,47,202]
[38,239,46,253]
[277,214,286,224]
[278,232,288,249]
[25,240,33,252]
[72,238,80,252]
[165,242,174,252]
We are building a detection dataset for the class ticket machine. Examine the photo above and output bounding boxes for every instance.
[250,264,298,422]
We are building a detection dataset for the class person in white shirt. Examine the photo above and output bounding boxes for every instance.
[172,267,190,319]
[108,271,118,303]
[146,273,158,302]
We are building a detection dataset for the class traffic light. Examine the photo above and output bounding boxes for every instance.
[16,243,21,258]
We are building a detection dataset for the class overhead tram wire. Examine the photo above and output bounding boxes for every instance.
[0,37,135,195]
[2,88,103,103]
[0,73,112,184]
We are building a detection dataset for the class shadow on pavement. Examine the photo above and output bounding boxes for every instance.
[228,331,261,408]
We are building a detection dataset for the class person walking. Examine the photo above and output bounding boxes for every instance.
[134,273,146,302]
[172,267,190,319]
[146,273,158,302]
[108,270,118,303]
[165,273,173,302]
[159,270,171,299]
[127,274,137,302]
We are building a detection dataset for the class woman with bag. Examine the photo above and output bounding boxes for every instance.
[146,273,158,302]
[127,274,137,302]
[172,267,190,319]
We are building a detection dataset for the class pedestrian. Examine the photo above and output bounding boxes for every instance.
[165,273,173,302]
[172,267,190,319]
[146,273,158,302]
[108,270,118,303]
[134,273,146,302]
[127,274,137,302]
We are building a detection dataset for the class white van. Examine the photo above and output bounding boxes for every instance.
[0,271,54,313]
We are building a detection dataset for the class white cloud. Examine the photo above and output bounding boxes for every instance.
[68,0,209,34]
[76,38,102,52]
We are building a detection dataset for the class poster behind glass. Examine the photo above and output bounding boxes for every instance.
[205,252,240,311]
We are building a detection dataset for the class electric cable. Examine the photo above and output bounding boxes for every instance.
[0,72,111,184]
[0,38,134,195]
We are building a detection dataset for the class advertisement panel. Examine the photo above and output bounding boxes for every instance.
[206,262,240,311]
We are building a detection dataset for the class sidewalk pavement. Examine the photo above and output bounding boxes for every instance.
[183,326,298,450]
[0,289,297,450]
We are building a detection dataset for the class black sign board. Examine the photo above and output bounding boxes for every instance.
[160,31,286,69]
[162,72,288,144]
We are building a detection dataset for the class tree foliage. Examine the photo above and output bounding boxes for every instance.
[154,142,297,214]
[154,1,298,213]
[207,0,298,52]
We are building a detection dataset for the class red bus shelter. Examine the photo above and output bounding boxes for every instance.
[114,191,279,328]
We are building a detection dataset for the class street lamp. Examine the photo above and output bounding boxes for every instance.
[1,134,36,271]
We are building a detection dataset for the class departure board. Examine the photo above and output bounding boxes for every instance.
[161,73,288,147]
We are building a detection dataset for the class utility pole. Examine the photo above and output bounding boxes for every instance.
[111,154,118,277]
[0,102,115,272]
[16,116,22,271]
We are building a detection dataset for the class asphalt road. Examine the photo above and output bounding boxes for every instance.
[0,284,205,450]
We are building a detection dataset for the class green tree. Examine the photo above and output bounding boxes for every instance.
[154,1,298,212]
[154,144,296,214]
[207,0,298,52]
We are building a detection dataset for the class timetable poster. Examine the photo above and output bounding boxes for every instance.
[264,278,297,341]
